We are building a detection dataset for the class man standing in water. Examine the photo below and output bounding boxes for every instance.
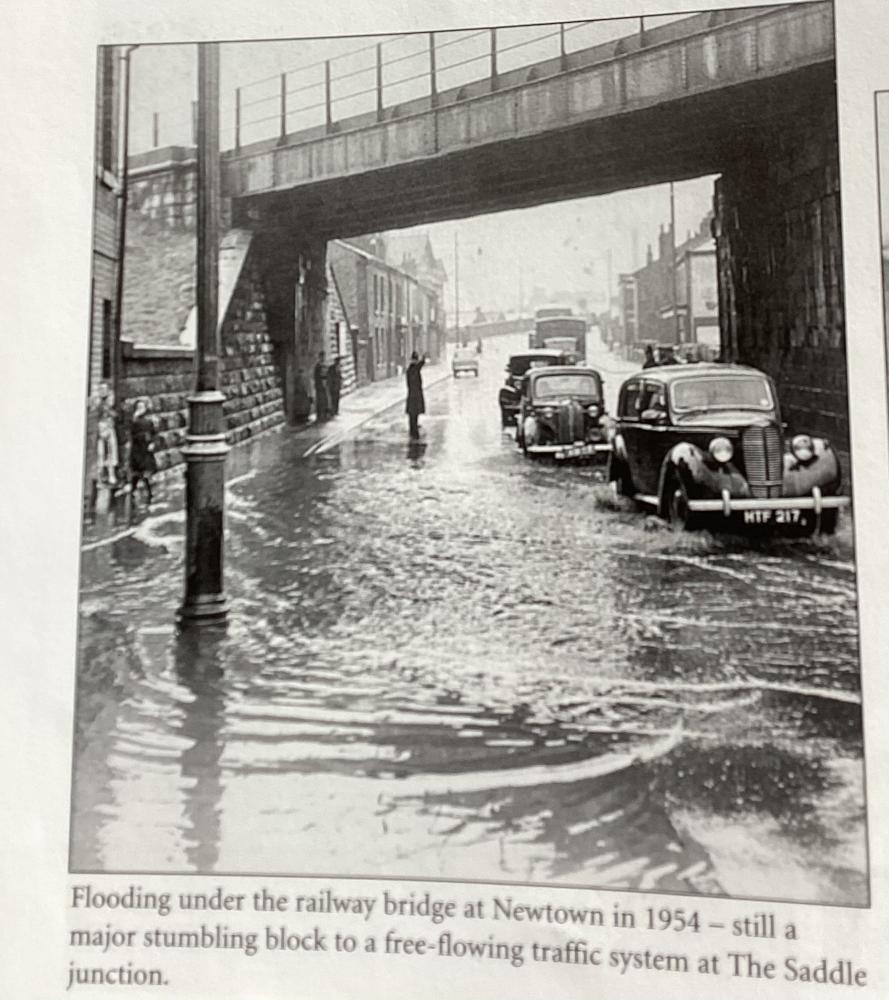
[405,351,426,439]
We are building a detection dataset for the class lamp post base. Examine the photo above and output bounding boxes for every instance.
[178,390,230,629]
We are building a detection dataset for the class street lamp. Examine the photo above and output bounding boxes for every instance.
[178,42,229,628]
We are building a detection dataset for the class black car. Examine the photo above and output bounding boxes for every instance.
[607,363,849,533]
[515,366,611,461]
[498,349,568,426]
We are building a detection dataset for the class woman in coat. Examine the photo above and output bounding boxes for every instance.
[129,398,158,504]
[405,351,426,439]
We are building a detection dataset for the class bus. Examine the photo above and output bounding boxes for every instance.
[529,311,588,363]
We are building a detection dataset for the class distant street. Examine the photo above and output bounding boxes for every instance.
[72,334,865,904]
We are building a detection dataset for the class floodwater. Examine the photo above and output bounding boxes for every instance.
[71,335,867,905]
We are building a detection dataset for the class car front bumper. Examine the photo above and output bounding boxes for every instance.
[527,442,612,460]
[686,489,849,519]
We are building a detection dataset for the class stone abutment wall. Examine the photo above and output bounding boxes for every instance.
[120,253,285,474]
[714,82,848,459]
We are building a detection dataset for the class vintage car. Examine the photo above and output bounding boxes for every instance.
[607,363,850,533]
[515,365,611,461]
[498,349,568,426]
[452,346,479,378]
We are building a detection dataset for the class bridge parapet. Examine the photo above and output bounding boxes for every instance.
[222,3,833,202]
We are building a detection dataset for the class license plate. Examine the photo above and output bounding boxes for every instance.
[743,508,803,525]
[556,443,599,459]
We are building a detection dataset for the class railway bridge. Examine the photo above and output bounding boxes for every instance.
[143,3,847,448]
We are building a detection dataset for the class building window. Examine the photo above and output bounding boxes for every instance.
[100,47,115,175]
[101,298,113,380]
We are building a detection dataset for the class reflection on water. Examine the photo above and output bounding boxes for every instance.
[71,339,866,904]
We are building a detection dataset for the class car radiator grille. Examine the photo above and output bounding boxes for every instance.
[558,402,583,442]
[742,425,783,498]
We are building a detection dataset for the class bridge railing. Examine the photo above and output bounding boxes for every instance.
[221,15,691,151]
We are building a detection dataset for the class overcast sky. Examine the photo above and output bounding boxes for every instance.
[126,22,716,316]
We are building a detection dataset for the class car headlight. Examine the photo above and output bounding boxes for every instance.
[541,406,554,418]
[599,415,616,440]
[587,405,599,416]
[708,436,733,464]
[791,434,814,463]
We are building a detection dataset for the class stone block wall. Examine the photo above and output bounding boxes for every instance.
[220,259,286,444]
[128,148,197,229]
[120,347,193,472]
[119,255,285,473]
[714,77,848,456]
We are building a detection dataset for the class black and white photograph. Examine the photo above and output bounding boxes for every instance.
[69,1,868,909]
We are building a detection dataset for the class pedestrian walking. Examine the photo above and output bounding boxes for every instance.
[129,398,158,505]
[327,356,342,416]
[405,350,426,440]
[314,351,330,422]
[642,344,657,369]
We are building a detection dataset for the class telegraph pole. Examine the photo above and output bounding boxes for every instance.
[178,42,229,628]
[454,231,460,346]
[670,181,681,344]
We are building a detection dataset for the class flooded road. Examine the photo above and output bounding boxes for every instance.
[71,335,867,905]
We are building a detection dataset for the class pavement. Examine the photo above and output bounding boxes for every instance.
[299,361,451,457]
[80,360,451,551]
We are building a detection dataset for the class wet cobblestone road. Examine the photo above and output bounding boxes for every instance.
[72,335,866,905]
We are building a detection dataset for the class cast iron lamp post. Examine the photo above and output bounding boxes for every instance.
[178,41,229,627]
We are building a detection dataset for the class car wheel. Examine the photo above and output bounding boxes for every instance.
[608,455,636,498]
[517,422,529,455]
[816,508,839,536]
[666,475,699,531]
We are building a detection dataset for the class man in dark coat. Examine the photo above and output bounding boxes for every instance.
[313,351,329,422]
[642,344,657,369]
[327,356,342,416]
[405,351,426,439]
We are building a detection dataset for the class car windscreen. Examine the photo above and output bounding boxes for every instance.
[509,356,560,375]
[671,376,774,412]
[533,373,600,400]
[454,349,475,360]
[536,320,586,340]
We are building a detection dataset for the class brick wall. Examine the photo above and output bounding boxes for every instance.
[122,214,195,346]
[714,87,848,454]
[89,184,118,395]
